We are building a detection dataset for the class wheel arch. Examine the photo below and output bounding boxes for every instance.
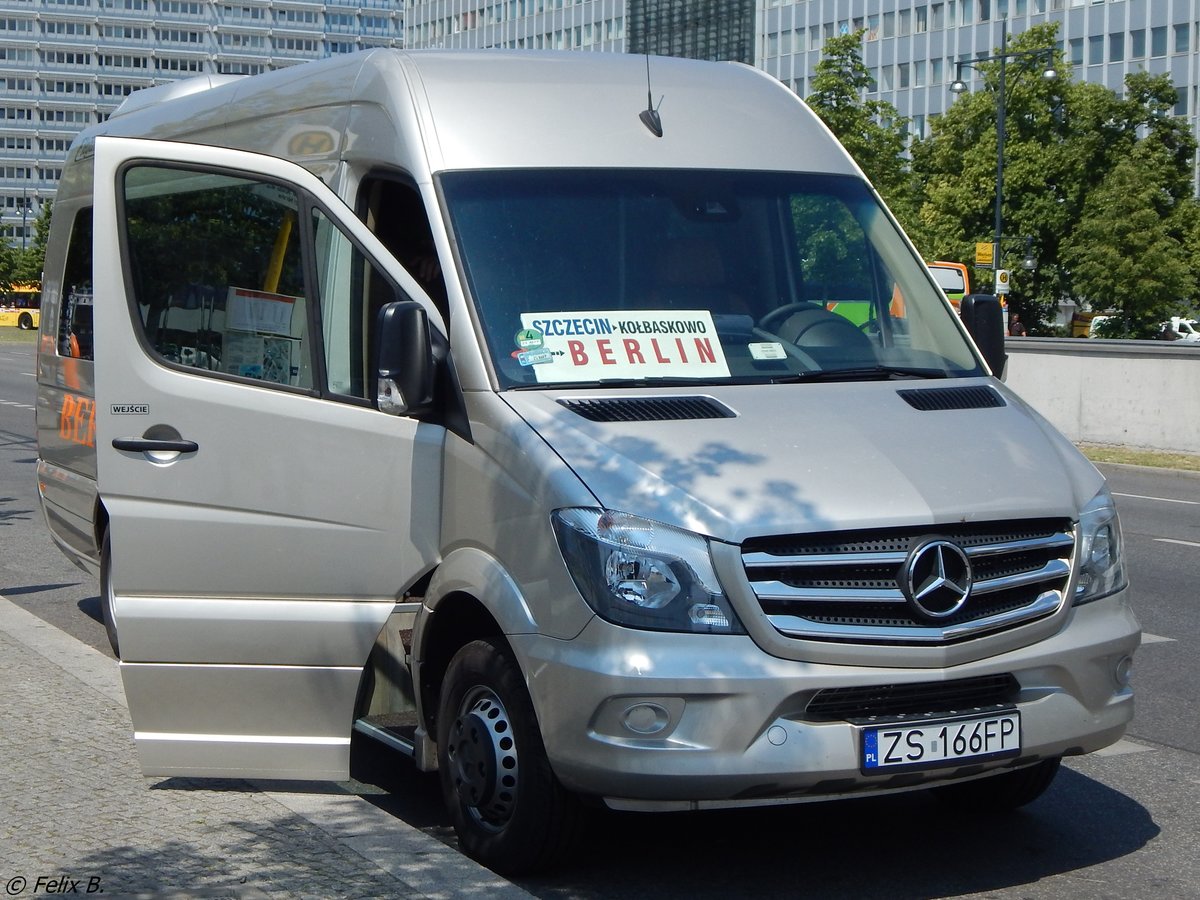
[416,591,509,736]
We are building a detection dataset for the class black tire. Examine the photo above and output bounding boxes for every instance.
[99,531,120,658]
[17,312,33,330]
[932,757,1061,811]
[437,638,585,875]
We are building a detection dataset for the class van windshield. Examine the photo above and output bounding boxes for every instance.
[441,170,984,389]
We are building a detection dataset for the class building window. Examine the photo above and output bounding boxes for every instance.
[883,11,894,38]
[1175,86,1187,116]
[932,3,944,28]
[978,0,990,22]
[1174,23,1189,53]
[1151,26,1167,57]
[1088,34,1103,65]
[916,7,928,32]
[931,57,944,83]
[1109,32,1124,62]
[899,62,910,88]
[1069,37,1083,66]
[1130,29,1145,58]
[899,9,911,35]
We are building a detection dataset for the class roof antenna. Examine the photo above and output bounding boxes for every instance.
[639,54,663,137]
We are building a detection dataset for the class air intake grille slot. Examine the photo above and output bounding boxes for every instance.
[559,396,735,422]
[741,519,1074,646]
[898,386,1006,411]
[805,674,1020,722]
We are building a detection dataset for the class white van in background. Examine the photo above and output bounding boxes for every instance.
[35,50,1138,875]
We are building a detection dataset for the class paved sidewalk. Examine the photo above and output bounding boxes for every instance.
[0,597,531,899]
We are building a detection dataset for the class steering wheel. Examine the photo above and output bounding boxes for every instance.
[759,302,821,333]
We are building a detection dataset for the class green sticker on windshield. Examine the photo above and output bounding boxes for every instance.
[515,328,544,351]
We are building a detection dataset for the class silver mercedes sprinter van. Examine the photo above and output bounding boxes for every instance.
[35,50,1138,874]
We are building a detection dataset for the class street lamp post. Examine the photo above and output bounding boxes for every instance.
[949,22,1057,278]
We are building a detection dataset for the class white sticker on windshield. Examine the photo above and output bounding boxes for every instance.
[518,311,731,383]
[749,342,787,361]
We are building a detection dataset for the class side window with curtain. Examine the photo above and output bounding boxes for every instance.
[59,209,94,361]
[120,165,313,389]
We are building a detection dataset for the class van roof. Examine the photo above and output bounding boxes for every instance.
[79,50,861,178]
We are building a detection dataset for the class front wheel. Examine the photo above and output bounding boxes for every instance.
[932,757,1061,811]
[437,638,585,875]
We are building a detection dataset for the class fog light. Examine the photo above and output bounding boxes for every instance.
[622,703,671,736]
[1115,655,1133,688]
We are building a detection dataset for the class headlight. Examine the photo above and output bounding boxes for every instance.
[1075,487,1127,605]
[552,508,745,634]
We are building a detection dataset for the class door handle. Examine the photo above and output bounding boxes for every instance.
[112,438,199,453]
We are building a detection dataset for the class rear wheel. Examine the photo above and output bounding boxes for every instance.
[437,638,585,875]
[932,757,1061,811]
[17,312,33,330]
[99,531,120,658]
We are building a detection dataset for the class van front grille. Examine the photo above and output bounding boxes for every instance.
[741,519,1074,645]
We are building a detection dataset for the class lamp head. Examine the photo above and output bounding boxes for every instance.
[950,78,969,94]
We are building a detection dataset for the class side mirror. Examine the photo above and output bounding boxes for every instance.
[375,300,435,416]
[960,293,1007,379]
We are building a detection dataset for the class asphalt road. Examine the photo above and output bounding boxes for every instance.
[1,333,1198,898]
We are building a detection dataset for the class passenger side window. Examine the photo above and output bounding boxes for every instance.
[313,206,401,400]
[59,209,94,361]
[121,166,313,389]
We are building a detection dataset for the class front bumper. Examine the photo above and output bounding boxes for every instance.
[512,591,1139,809]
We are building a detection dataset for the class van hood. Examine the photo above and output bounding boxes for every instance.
[502,380,1102,544]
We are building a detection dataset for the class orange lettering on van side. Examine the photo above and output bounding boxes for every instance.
[59,393,96,448]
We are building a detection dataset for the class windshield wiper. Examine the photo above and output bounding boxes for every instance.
[772,366,951,384]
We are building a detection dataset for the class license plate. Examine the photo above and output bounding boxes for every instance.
[861,710,1020,773]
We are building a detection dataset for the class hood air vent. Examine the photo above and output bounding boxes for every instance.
[559,396,735,423]
[898,386,1006,411]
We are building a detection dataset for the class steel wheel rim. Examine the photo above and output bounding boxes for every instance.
[447,685,519,832]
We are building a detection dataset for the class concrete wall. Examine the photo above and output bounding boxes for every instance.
[1004,338,1200,454]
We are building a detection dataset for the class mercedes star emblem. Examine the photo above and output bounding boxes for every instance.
[904,539,973,620]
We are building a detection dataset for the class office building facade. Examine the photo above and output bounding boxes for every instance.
[405,0,1200,181]
[758,1,1200,154]
[0,0,402,246]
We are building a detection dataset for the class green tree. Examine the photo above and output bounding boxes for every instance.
[15,201,52,284]
[910,24,1071,329]
[0,229,20,292]
[911,22,1199,333]
[1060,145,1197,338]
[805,29,917,223]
